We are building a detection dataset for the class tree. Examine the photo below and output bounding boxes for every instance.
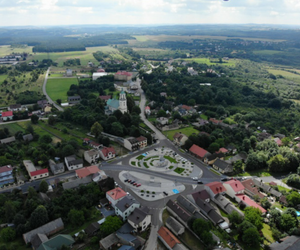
[91,122,103,138]
[280,213,297,232]
[157,109,166,118]
[48,115,56,125]
[242,227,260,247]
[228,211,243,228]
[27,186,38,199]
[110,122,123,137]
[39,134,52,144]
[192,219,214,246]
[100,216,122,237]
[242,138,251,153]
[61,144,75,158]
[267,154,289,172]
[56,99,62,105]
[208,142,220,153]
[31,114,39,124]
[68,209,85,227]
[260,197,271,209]
[244,207,263,230]
[29,205,49,229]
[39,180,49,193]
[0,227,16,242]
[4,201,16,222]
[13,213,26,227]
[286,191,300,207]
[132,106,141,115]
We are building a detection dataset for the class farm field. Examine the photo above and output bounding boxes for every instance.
[253,50,284,55]
[0,122,26,134]
[0,45,33,57]
[163,126,199,140]
[184,57,237,66]
[29,46,122,67]
[46,78,78,102]
[267,68,300,79]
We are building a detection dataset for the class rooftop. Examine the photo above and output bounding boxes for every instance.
[101,147,116,157]
[224,179,245,193]
[2,111,13,117]
[158,226,180,249]
[107,187,127,201]
[205,182,226,195]
[236,194,266,213]
[76,165,99,179]
[0,165,12,174]
[189,144,209,158]
[115,196,139,213]
[128,207,150,224]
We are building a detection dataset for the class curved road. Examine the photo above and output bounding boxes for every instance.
[42,67,64,111]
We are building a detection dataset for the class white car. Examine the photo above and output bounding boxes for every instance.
[191,177,198,180]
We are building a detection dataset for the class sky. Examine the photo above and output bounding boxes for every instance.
[1,0,300,26]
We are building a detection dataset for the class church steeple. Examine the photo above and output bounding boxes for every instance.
[119,88,127,113]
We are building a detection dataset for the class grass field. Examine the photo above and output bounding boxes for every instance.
[262,223,275,243]
[163,126,199,140]
[184,57,236,66]
[46,78,78,102]
[0,123,25,134]
[267,68,300,79]
[132,35,285,43]
[30,46,122,67]
[253,50,284,55]
[0,74,7,83]
[0,45,33,57]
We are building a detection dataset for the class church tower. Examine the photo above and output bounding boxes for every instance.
[119,89,127,114]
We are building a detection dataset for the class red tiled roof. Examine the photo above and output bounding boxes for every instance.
[0,165,12,174]
[76,165,99,178]
[107,187,127,201]
[99,95,111,101]
[224,179,244,193]
[2,111,13,117]
[217,148,228,154]
[90,141,100,146]
[205,182,226,194]
[30,168,49,177]
[241,179,265,199]
[181,105,192,111]
[189,144,208,158]
[100,147,116,157]
[97,68,105,72]
[209,118,222,124]
[83,138,90,142]
[235,194,266,213]
[158,226,180,248]
[116,71,132,76]
[136,136,147,142]
[145,106,150,110]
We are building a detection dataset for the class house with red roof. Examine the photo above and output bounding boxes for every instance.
[217,147,229,154]
[144,106,151,116]
[97,68,105,72]
[274,137,283,147]
[23,160,49,181]
[99,147,116,161]
[209,118,222,125]
[235,194,266,214]
[1,111,13,121]
[223,179,245,199]
[189,144,211,160]
[76,165,99,179]
[114,71,132,81]
[204,182,227,198]
[90,141,102,149]
[157,226,184,250]
[99,95,111,103]
[0,165,14,186]
[106,187,127,208]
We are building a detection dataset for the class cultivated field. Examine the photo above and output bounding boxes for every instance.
[0,45,33,57]
[253,50,285,55]
[46,78,78,102]
[267,68,300,79]
[183,57,237,66]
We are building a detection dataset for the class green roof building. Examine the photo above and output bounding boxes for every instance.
[37,234,75,250]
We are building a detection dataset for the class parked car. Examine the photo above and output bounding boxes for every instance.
[197,180,203,184]
[191,177,198,180]
[136,184,141,187]
[133,183,138,186]
[131,181,136,184]
[124,179,128,182]
[163,192,168,196]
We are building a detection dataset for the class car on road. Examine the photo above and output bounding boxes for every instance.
[127,179,131,183]
[163,191,168,196]
[197,180,203,184]
[221,178,228,182]
[124,179,128,182]
[114,182,118,186]
[191,177,198,180]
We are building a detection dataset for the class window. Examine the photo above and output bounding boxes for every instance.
[40,175,42,177]
[143,221,146,225]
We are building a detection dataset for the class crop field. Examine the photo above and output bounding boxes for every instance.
[46,78,78,102]
[132,35,285,43]
[29,46,122,67]
[253,50,284,55]
[0,45,33,57]
[183,57,236,66]
[267,68,300,79]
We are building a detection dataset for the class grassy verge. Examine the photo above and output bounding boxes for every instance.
[169,166,174,169]
[210,168,221,176]
[131,161,136,166]
[179,230,206,250]
[144,162,149,168]
[164,155,178,163]
[0,122,26,134]
[162,208,171,224]
[174,167,185,174]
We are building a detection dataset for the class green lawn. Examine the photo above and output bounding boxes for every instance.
[164,155,178,163]
[136,155,145,160]
[210,168,221,176]
[200,114,208,120]
[46,78,78,102]
[237,168,273,177]
[179,229,206,250]
[0,123,25,134]
[0,45,33,57]
[174,167,185,174]
[0,74,7,83]
[163,126,199,140]
[48,73,64,77]
[262,223,275,243]
[144,162,149,168]
[131,161,136,166]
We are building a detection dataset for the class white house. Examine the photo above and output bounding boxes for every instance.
[106,187,127,208]
[204,182,227,198]
[1,111,13,121]
[84,149,100,164]
[223,179,245,199]
[156,117,169,125]
[64,155,83,171]
[23,160,49,181]
[92,72,108,80]
[115,196,140,221]
[99,147,116,161]
[128,207,151,232]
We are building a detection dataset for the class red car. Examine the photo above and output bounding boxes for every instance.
[133,183,138,186]
[136,184,141,187]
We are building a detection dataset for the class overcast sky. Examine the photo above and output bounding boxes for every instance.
[1,0,300,27]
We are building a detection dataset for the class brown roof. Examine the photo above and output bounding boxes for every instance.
[189,144,209,158]
[191,190,210,201]
[241,179,265,199]
[158,226,180,248]
[136,136,147,142]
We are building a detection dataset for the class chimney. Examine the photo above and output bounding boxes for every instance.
[235,183,238,187]
[243,196,245,200]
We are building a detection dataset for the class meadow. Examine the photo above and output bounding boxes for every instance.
[0,45,33,57]
[253,50,285,55]
[267,68,300,79]
[0,74,7,83]
[183,57,237,66]
[163,126,199,140]
[46,78,78,102]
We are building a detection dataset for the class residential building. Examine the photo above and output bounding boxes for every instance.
[99,147,116,161]
[1,111,13,121]
[253,178,282,198]
[37,100,48,109]
[136,136,147,149]
[23,160,49,181]
[49,160,65,175]
[66,69,72,76]
[144,106,151,115]
[76,165,99,179]
[115,196,140,221]
[84,149,100,164]
[105,89,127,115]
[226,152,247,164]
[166,217,185,236]
[279,196,288,206]
[0,136,16,144]
[62,176,93,190]
[213,158,233,174]
[209,118,222,125]
[64,155,83,171]
[114,71,132,81]
[156,117,169,125]
[189,189,211,203]
[127,206,151,232]
[235,194,266,214]
[23,133,33,142]
[8,104,22,111]
[158,226,188,250]
[269,236,300,250]
[204,182,227,198]
[223,179,244,199]
[93,72,108,80]
[23,218,64,245]
[241,179,266,200]
[85,222,100,237]
[68,95,81,104]
[226,144,237,154]
[176,195,207,220]
[90,141,102,149]
[217,147,229,154]
[173,133,188,146]
[124,136,147,151]
[0,165,14,186]
[99,233,119,250]
[189,144,211,160]
[204,153,225,165]
[166,200,192,227]
[160,92,167,97]
[99,95,111,102]
[36,234,74,250]
[106,187,127,208]
[214,194,244,217]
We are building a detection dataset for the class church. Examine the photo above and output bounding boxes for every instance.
[105,90,127,115]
